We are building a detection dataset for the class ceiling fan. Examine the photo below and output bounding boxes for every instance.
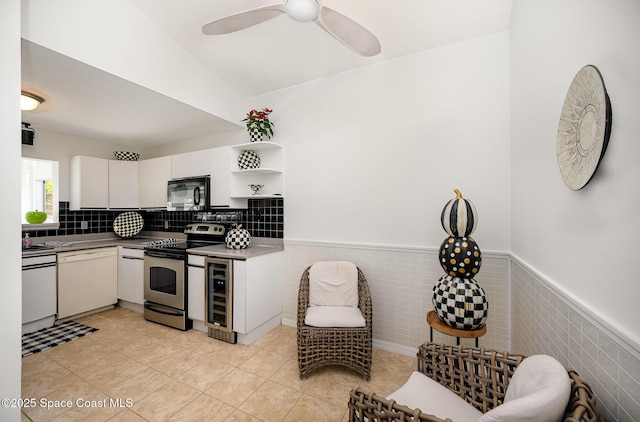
[201,0,381,57]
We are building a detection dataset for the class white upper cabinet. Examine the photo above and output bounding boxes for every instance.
[190,150,211,177]
[171,151,211,178]
[139,156,171,209]
[109,160,139,209]
[210,146,233,207]
[70,156,109,210]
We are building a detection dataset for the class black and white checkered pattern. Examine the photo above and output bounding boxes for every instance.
[237,150,261,170]
[249,129,263,143]
[113,151,140,161]
[225,228,251,249]
[22,321,98,357]
[113,211,144,238]
[432,275,488,330]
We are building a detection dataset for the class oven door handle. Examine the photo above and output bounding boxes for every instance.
[144,303,184,317]
[144,250,185,260]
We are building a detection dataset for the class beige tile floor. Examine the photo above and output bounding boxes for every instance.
[21,307,416,421]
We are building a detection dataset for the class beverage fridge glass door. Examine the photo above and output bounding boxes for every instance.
[205,258,233,332]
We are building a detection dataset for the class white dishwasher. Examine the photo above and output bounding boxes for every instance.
[57,247,118,319]
[22,253,57,334]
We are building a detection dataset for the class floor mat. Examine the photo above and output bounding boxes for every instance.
[22,321,98,357]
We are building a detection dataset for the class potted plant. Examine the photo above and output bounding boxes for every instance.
[242,108,274,142]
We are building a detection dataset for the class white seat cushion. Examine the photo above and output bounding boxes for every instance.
[387,371,483,422]
[309,261,359,307]
[479,355,571,422]
[304,306,366,328]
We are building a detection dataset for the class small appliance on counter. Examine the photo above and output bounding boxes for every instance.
[167,176,210,211]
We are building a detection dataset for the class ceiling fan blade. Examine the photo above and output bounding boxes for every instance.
[315,6,381,57]
[202,4,286,35]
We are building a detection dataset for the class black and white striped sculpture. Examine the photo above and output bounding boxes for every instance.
[440,189,478,237]
[432,190,488,330]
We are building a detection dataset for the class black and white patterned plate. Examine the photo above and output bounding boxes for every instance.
[113,211,144,238]
[237,150,260,170]
[113,151,140,161]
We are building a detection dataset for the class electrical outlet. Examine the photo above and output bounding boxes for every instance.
[80,221,88,230]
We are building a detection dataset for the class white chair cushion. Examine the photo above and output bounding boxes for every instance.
[387,371,483,422]
[308,261,359,307]
[304,306,366,328]
[479,355,571,422]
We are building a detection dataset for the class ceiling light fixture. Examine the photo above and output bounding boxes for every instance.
[284,0,320,22]
[21,90,45,111]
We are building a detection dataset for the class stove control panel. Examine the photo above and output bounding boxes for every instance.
[184,223,226,236]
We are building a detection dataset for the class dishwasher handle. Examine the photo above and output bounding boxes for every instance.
[58,249,117,263]
[22,262,57,270]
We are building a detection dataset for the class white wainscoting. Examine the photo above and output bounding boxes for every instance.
[283,239,510,356]
[510,256,640,422]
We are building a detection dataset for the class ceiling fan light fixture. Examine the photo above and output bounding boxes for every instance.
[285,0,320,22]
[21,90,45,111]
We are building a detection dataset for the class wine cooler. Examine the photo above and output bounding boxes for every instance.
[205,257,236,344]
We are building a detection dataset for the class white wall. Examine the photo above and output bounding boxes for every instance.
[510,0,640,345]
[22,128,138,201]
[0,0,24,420]
[258,31,511,251]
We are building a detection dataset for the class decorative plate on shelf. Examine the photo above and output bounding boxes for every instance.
[556,65,612,190]
[237,150,261,170]
[113,212,144,238]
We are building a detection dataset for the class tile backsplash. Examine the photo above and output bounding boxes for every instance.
[23,199,284,239]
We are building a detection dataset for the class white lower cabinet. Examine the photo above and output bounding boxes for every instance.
[187,254,205,321]
[233,251,283,344]
[117,247,144,304]
[57,248,118,319]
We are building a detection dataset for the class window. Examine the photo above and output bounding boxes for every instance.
[21,158,59,228]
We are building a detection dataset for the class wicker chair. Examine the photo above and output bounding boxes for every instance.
[297,263,373,380]
[348,343,600,422]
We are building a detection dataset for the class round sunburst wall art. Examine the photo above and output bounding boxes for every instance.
[556,65,612,190]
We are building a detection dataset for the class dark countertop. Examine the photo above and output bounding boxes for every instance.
[186,242,283,260]
[21,232,283,259]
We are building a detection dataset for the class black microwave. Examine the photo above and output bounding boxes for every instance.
[167,176,210,211]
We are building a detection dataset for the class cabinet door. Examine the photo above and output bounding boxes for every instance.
[171,153,190,178]
[109,160,139,208]
[243,252,283,333]
[70,156,109,209]
[189,150,211,177]
[139,156,171,208]
[58,248,118,319]
[188,264,205,321]
[118,248,144,304]
[210,147,232,207]
[117,255,135,302]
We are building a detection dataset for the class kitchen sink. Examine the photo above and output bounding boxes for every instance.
[22,244,54,251]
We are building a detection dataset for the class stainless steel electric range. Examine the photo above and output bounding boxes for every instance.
[143,223,226,330]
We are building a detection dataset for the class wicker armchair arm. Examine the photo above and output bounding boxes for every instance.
[348,388,452,422]
[565,369,600,422]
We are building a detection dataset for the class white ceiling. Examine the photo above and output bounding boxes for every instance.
[21,0,511,148]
